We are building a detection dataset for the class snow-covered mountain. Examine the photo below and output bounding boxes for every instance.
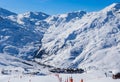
[0,8,16,17]
[45,11,86,26]
[0,3,120,71]
[35,3,120,71]
[8,11,50,26]
[0,8,87,60]
[0,16,40,59]
[0,8,51,59]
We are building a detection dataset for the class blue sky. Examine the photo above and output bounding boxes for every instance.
[0,0,119,15]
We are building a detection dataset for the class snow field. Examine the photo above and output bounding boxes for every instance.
[1,71,120,82]
[0,74,58,82]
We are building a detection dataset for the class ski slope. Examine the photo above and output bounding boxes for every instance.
[0,72,120,82]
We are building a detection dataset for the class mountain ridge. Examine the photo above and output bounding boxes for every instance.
[34,3,120,70]
[0,7,17,17]
[0,3,120,71]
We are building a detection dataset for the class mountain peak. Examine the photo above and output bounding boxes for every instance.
[65,11,86,22]
[56,11,86,22]
[22,11,50,20]
[102,3,120,12]
[108,3,120,9]
[0,7,17,17]
[58,11,86,17]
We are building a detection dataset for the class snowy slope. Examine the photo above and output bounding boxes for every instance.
[0,8,51,59]
[0,53,52,77]
[0,53,48,73]
[0,16,44,59]
[36,3,120,71]
[0,71,120,82]
[35,11,86,58]
[0,53,33,68]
